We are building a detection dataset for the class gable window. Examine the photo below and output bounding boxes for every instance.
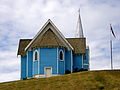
[34,50,39,61]
[59,50,64,61]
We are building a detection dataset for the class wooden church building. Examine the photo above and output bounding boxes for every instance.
[17,12,90,80]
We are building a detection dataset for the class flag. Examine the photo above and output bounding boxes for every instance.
[110,24,116,38]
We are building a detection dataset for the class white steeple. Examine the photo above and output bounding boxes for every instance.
[76,9,84,38]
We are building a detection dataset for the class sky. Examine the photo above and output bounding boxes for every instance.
[0,0,120,83]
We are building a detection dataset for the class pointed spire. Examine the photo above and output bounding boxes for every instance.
[76,8,84,38]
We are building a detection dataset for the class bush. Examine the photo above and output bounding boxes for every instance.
[73,68,80,73]
[23,77,27,80]
[65,70,71,74]
[79,68,88,71]
[73,68,88,73]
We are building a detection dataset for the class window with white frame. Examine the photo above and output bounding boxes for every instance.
[33,50,39,61]
[59,50,64,61]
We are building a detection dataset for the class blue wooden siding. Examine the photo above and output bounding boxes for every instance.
[27,51,33,78]
[83,65,89,69]
[40,48,57,74]
[73,54,82,69]
[71,51,73,72]
[83,49,89,69]
[21,56,27,79]
[58,48,65,75]
[21,47,89,79]
[83,49,89,64]
[83,59,88,64]
[65,50,72,73]
[86,49,89,63]
[33,61,39,75]
[73,49,89,70]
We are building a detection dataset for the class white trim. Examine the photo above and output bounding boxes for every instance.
[25,19,73,51]
[71,51,73,73]
[59,50,64,61]
[44,67,52,77]
[57,48,58,74]
[33,50,39,62]
[33,74,59,78]
[38,48,40,74]
[32,50,34,76]
[27,51,28,77]
[64,49,65,74]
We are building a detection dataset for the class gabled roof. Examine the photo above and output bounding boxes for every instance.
[31,29,66,48]
[17,39,32,56]
[25,19,73,51]
[17,38,86,56]
[17,19,87,56]
[67,38,86,54]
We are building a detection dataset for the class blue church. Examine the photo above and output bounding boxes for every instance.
[17,13,90,80]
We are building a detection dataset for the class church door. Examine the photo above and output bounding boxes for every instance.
[45,67,52,77]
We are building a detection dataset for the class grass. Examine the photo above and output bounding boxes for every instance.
[0,70,120,90]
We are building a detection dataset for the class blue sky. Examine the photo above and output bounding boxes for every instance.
[0,0,120,83]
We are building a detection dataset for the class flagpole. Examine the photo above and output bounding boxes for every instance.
[110,24,114,70]
[110,40,113,70]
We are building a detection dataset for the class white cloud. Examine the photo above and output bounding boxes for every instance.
[0,0,120,83]
[0,71,20,83]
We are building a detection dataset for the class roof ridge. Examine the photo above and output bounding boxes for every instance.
[25,19,73,50]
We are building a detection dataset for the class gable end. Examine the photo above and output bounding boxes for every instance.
[25,19,73,51]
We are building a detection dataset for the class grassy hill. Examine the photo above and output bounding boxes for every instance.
[0,70,120,90]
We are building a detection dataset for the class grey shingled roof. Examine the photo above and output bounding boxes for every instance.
[17,37,86,56]
[66,38,86,54]
[30,29,66,48]
[17,39,32,56]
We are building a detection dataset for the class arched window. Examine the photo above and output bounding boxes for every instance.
[34,50,39,61]
[35,51,38,60]
[59,50,64,61]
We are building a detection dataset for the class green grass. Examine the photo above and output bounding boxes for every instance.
[0,70,120,90]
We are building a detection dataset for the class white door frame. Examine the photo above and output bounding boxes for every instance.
[44,67,52,77]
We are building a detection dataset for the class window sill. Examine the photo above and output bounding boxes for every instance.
[59,60,64,61]
[33,60,38,62]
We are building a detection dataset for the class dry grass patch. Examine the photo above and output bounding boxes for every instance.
[0,70,120,90]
